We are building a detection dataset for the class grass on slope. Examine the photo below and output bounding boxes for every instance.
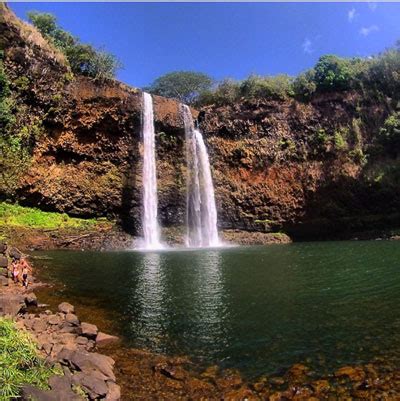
[0,317,61,400]
[0,202,111,230]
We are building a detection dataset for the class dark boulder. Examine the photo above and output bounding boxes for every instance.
[0,255,8,268]
[0,242,7,254]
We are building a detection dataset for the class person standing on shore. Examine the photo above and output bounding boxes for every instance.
[11,258,20,284]
[20,257,32,289]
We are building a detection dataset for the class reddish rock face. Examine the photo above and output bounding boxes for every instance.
[2,4,400,240]
[199,95,399,238]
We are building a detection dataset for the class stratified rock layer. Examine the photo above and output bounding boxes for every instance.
[2,4,400,240]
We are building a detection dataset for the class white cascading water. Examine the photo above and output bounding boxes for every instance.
[182,105,220,247]
[141,92,162,249]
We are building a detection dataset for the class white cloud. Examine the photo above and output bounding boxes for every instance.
[302,38,313,54]
[368,2,378,11]
[348,8,357,22]
[360,25,379,36]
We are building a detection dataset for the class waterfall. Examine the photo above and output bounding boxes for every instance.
[182,105,220,247]
[141,92,162,249]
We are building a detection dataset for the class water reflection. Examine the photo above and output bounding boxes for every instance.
[127,249,229,358]
[34,241,400,378]
[131,252,168,350]
[190,250,229,353]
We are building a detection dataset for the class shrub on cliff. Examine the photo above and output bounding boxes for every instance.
[27,11,122,80]
[240,74,294,100]
[197,74,294,106]
[0,52,13,130]
[293,70,317,99]
[314,55,356,91]
[378,112,400,157]
[197,78,241,106]
[362,46,400,98]
[146,71,213,105]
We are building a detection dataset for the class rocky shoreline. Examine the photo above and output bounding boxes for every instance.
[0,242,121,400]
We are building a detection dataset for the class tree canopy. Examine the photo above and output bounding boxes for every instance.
[147,71,213,104]
[27,11,122,80]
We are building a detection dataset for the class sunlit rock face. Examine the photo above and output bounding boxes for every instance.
[2,4,400,240]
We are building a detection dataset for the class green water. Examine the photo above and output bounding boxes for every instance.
[33,241,400,378]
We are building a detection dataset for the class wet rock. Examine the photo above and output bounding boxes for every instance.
[223,386,256,400]
[201,365,219,381]
[335,366,366,382]
[25,292,38,306]
[96,332,119,348]
[153,362,187,381]
[252,377,268,392]
[215,370,243,390]
[186,377,215,394]
[81,322,98,339]
[0,255,8,268]
[58,302,75,314]
[0,276,8,286]
[270,377,285,386]
[288,363,309,377]
[311,379,330,393]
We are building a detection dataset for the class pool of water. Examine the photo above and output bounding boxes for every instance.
[32,241,400,379]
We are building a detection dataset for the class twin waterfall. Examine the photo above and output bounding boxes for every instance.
[140,93,220,249]
[182,105,220,248]
[141,93,162,249]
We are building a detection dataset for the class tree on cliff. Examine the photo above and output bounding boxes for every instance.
[146,71,213,104]
[27,11,122,80]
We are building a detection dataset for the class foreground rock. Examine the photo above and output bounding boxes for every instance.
[17,303,121,400]
[0,282,121,401]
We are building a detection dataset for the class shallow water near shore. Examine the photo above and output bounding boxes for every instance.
[32,241,400,379]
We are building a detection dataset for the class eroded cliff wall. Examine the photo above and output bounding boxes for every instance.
[2,5,399,240]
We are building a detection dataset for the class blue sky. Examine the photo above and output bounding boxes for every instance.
[10,2,400,88]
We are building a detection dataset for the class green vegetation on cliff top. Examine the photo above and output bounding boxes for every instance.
[147,41,400,106]
[0,317,60,400]
[0,202,109,230]
[27,11,122,80]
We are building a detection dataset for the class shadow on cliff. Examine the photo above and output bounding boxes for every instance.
[283,166,400,241]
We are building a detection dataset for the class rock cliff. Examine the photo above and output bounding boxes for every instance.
[2,4,400,240]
